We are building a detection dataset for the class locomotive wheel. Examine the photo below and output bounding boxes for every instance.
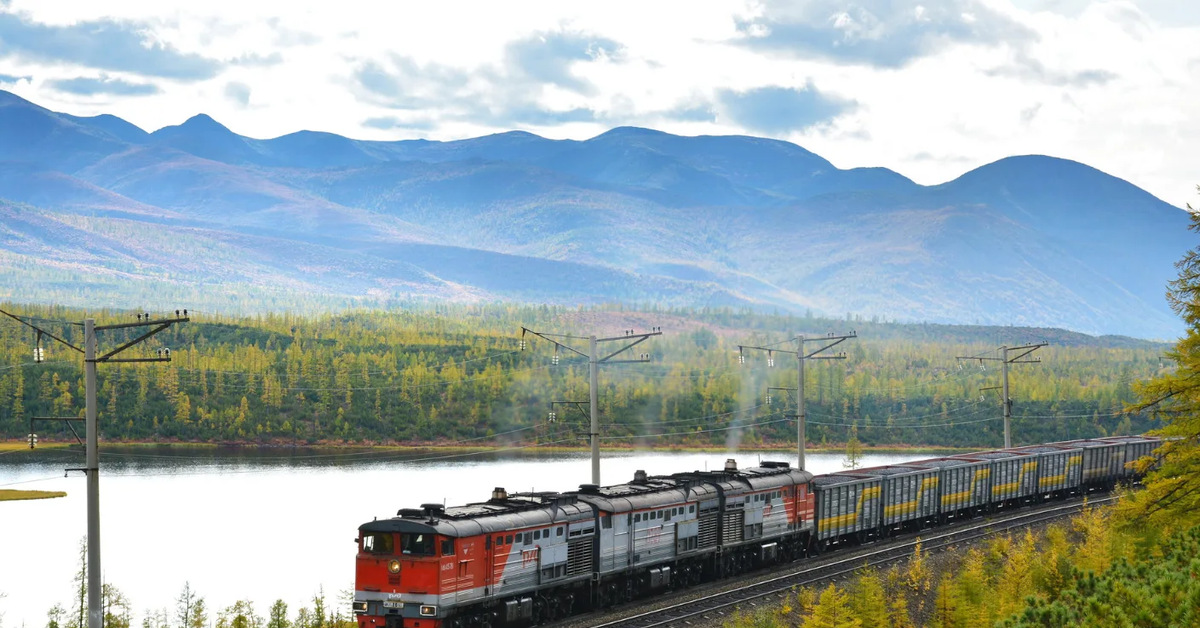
[532,598,545,624]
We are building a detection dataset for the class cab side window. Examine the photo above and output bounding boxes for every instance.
[441,538,455,556]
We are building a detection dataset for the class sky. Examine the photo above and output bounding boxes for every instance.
[0,0,1196,208]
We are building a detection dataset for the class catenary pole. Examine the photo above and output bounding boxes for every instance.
[0,307,188,628]
[796,336,806,472]
[84,319,101,628]
[521,325,661,486]
[589,335,600,485]
[1002,346,1011,448]
[740,331,855,472]
[957,343,1046,448]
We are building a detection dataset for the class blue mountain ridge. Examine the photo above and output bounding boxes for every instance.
[0,89,1189,339]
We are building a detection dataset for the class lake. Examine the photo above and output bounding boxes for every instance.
[0,446,929,628]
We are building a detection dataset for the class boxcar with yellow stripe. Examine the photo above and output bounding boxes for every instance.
[856,465,940,533]
[952,450,1039,506]
[812,473,882,546]
[902,457,991,521]
[1057,439,1127,490]
[1098,436,1161,480]
[1013,445,1083,497]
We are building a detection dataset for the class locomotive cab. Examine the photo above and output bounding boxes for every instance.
[355,518,453,628]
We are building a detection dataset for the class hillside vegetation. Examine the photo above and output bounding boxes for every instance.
[0,302,1165,448]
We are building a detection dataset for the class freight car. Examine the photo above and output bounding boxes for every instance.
[354,437,1159,628]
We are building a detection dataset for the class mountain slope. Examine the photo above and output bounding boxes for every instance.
[0,90,1189,339]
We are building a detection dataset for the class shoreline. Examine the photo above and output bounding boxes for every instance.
[1,439,979,456]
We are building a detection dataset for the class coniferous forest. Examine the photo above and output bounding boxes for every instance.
[0,302,1166,449]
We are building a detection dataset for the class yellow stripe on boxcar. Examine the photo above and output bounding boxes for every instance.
[884,477,939,518]
[1038,455,1082,489]
[818,485,881,533]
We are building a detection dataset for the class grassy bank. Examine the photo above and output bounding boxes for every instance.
[0,489,66,501]
[0,441,68,451]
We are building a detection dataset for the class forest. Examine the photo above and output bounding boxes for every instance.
[0,302,1167,450]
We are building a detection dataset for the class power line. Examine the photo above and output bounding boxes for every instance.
[808,416,1004,429]
[600,415,794,441]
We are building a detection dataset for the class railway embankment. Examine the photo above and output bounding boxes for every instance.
[564,496,1121,628]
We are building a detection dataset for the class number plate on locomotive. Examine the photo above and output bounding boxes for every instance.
[383,601,404,609]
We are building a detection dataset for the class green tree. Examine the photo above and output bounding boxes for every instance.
[1123,199,1200,531]
[848,569,887,626]
[1004,524,1200,627]
[101,584,131,628]
[267,601,289,628]
[842,422,863,469]
[47,603,66,628]
[70,538,86,628]
[804,584,861,628]
[174,582,197,628]
[190,599,209,628]
[310,589,326,628]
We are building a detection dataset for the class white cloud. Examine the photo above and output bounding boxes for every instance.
[0,0,1196,206]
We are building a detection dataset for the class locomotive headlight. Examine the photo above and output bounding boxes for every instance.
[419,606,437,617]
[387,559,401,574]
[352,602,368,614]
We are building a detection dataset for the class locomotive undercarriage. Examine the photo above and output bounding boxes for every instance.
[438,530,812,628]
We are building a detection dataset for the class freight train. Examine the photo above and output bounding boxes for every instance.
[353,436,1159,628]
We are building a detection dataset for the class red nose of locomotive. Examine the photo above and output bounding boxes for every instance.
[355,528,444,628]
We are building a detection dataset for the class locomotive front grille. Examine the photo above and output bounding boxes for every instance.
[698,514,718,548]
[566,538,593,576]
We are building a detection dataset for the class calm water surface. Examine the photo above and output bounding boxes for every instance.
[0,447,927,627]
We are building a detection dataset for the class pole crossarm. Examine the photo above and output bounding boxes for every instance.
[0,308,84,354]
[956,343,1045,365]
[739,344,797,356]
[597,332,659,363]
[550,400,591,422]
[30,416,85,446]
[521,327,590,358]
[93,319,188,362]
[94,315,188,332]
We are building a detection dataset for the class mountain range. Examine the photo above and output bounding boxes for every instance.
[0,89,1191,339]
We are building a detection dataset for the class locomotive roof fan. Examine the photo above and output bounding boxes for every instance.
[421,503,445,522]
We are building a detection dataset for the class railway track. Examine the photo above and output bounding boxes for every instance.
[573,494,1115,628]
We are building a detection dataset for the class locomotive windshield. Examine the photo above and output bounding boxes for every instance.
[400,533,435,556]
[361,533,394,555]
